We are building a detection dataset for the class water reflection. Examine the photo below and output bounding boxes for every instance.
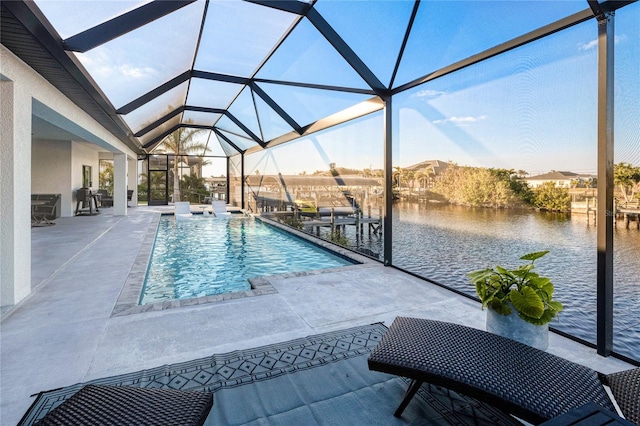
[391,201,639,361]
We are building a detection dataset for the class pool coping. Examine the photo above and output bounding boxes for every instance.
[111,213,377,317]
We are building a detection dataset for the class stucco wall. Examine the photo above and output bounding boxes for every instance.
[1,65,33,308]
[32,139,73,217]
[1,44,138,308]
[72,141,100,196]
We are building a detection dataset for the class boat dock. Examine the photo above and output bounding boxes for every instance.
[571,199,640,228]
[264,206,383,239]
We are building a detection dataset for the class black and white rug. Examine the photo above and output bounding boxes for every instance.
[19,323,519,425]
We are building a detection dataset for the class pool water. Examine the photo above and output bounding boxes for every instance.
[140,215,355,304]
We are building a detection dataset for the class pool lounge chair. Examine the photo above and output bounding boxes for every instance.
[175,201,193,221]
[211,200,231,218]
[367,317,639,425]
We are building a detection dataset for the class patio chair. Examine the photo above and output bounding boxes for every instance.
[211,200,231,218]
[367,317,639,425]
[95,189,113,207]
[32,194,60,226]
[33,384,213,426]
[175,201,193,221]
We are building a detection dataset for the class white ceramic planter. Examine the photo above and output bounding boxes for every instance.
[486,307,549,350]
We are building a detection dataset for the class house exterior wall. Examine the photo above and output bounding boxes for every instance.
[0,45,138,310]
[32,139,73,217]
[72,141,101,211]
[525,179,573,188]
[0,68,32,308]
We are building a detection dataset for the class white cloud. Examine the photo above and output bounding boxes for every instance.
[413,89,446,99]
[119,63,157,79]
[615,34,628,44]
[579,35,627,51]
[578,39,598,51]
[77,49,159,81]
[433,115,487,126]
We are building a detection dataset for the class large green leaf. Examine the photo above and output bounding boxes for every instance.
[520,250,549,261]
[495,265,511,275]
[488,299,512,315]
[540,281,554,294]
[467,269,495,284]
[547,300,564,313]
[509,287,544,319]
[528,275,550,289]
[521,308,554,325]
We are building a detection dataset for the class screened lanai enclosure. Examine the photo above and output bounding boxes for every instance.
[2,0,638,363]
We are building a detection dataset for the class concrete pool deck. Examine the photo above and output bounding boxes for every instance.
[1,206,634,425]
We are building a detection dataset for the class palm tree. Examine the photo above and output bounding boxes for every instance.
[155,127,208,202]
[392,166,404,188]
[614,162,640,204]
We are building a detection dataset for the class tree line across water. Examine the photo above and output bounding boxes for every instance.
[394,163,640,212]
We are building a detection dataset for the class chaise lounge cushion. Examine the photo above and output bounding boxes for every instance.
[34,384,213,426]
[367,317,630,424]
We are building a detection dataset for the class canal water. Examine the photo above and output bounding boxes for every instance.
[348,201,639,361]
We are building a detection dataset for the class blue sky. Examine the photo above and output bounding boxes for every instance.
[34,1,639,178]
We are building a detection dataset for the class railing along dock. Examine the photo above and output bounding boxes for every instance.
[571,198,640,229]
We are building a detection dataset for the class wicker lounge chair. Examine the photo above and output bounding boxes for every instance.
[368,317,639,425]
[34,384,213,426]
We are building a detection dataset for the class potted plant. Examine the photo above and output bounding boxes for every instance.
[467,250,563,350]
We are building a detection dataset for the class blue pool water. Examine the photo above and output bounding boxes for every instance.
[140,216,356,304]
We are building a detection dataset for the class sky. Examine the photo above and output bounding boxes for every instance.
[33,0,639,178]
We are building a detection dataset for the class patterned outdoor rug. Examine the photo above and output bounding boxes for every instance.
[19,322,520,425]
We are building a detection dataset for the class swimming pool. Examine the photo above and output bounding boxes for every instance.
[140,215,356,304]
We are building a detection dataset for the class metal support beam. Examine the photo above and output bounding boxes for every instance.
[117,70,191,115]
[251,83,302,133]
[587,0,607,21]
[240,154,246,209]
[244,96,384,155]
[2,0,141,152]
[383,96,393,266]
[389,0,420,88]
[243,0,312,16]
[393,8,594,95]
[306,8,388,95]
[185,106,225,114]
[191,70,249,85]
[225,113,265,147]
[213,128,245,155]
[253,78,376,96]
[63,1,197,52]
[596,11,615,357]
[134,106,185,137]
[142,126,180,150]
[226,156,231,206]
[135,105,263,148]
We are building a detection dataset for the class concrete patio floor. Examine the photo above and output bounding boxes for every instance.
[1,206,634,425]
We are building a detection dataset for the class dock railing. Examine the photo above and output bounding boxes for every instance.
[571,198,640,228]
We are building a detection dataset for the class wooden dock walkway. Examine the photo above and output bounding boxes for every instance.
[264,207,383,237]
[571,199,640,229]
[617,207,640,229]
